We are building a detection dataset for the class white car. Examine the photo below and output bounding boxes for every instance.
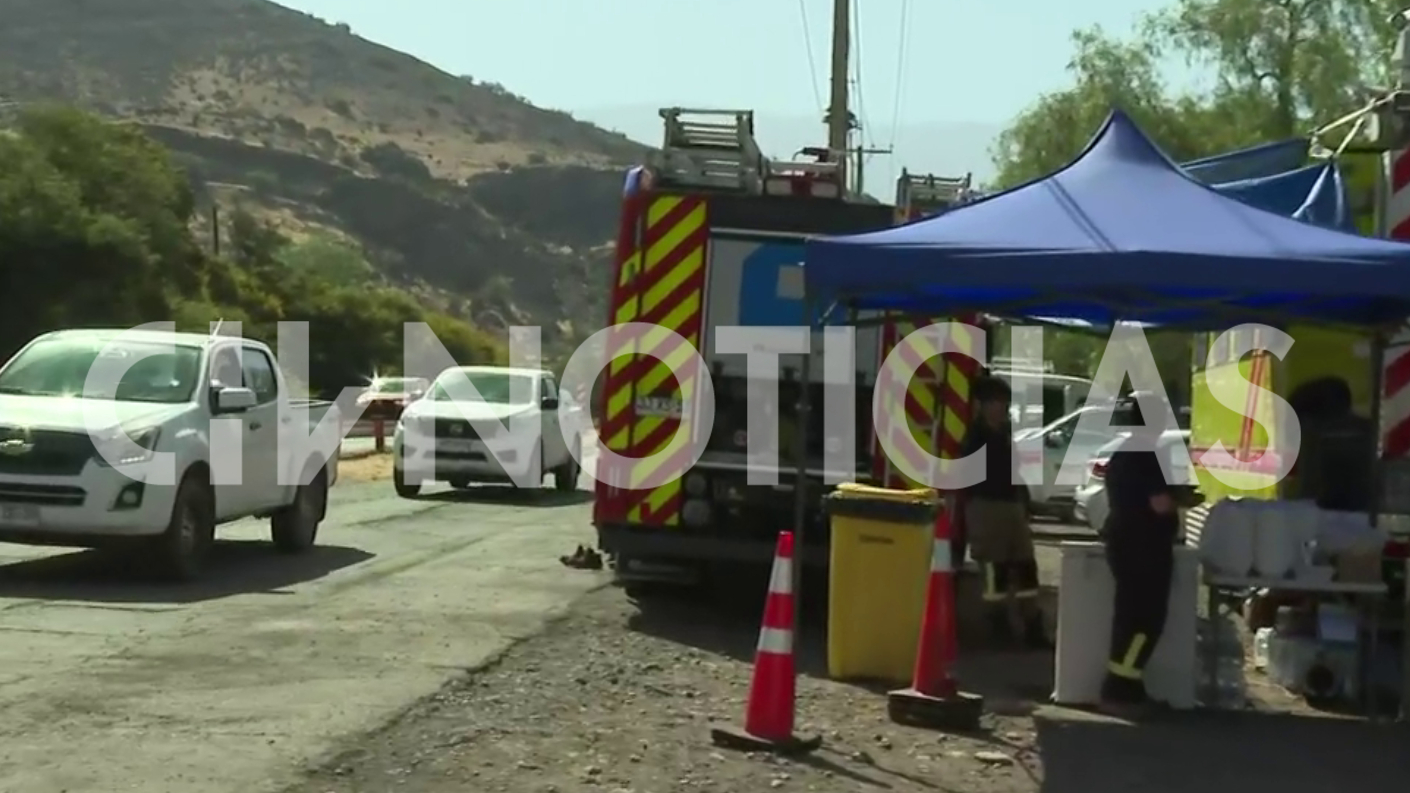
[1073,429,1193,531]
[392,366,584,497]
[1018,404,1191,522]
[1016,405,1126,521]
[0,328,342,580]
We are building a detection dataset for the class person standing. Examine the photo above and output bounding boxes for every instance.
[1099,395,1180,716]
[958,376,1049,649]
[1287,376,1374,512]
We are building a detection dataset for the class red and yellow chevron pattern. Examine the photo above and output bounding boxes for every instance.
[873,316,942,488]
[872,316,982,488]
[596,194,709,527]
[939,317,982,469]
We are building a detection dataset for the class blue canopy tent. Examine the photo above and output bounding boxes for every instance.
[1183,137,1311,185]
[1215,162,1351,232]
[803,111,1410,330]
[778,113,1408,614]
[971,144,1344,233]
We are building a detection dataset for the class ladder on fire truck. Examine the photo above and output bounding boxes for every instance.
[653,107,845,198]
[895,169,974,220]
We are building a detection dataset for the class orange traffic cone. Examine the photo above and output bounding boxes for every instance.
[887,506,984,731]
[710,530,821,755]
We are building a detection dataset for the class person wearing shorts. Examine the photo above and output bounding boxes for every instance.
[958,376,1049,649]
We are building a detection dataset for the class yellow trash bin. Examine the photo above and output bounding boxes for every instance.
[825,483,939,684]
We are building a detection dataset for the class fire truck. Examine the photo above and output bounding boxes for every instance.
[592,108,987,588]
[894,169,975,223]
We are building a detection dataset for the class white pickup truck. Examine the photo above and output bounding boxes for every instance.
[0,328,342,580]
[392,365,584,496]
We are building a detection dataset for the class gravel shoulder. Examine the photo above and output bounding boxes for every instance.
[281,549,1410,793]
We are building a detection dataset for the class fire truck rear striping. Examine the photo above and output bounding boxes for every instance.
[874,317,943,488]
[872,315,982,488]
[1382,143,1410,458]
[941,319,981,460]
[606,195,711,527]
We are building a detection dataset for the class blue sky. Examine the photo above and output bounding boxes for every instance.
[276,0,1183,182]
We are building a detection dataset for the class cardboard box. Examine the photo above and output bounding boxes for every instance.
[1335,548,1383,583]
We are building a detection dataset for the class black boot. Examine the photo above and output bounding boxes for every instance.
[1098,673,1158,720]
[987,610,1016,649]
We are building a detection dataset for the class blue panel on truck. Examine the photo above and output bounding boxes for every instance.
[737,241,817,326]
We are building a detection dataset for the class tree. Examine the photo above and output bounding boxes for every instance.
[0,107,191,355]
[0,104,507,393]
[988,0,1399,395]
[278,235,376,283]
[993,0,1398,187]
[989,27,1225,188]
[1148,0,1397,139]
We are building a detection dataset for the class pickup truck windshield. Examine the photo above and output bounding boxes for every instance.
[0,338,202,404]
[428,372,534,404]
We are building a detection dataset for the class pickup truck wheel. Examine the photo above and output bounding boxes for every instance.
[272,470,325,554]
[553,437,581,492]
[393,466,421,498]
[155,475,215,582]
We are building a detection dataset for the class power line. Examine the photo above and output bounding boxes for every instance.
[797,0,824,113]
[886,0,912,186]
[848,0,893,197]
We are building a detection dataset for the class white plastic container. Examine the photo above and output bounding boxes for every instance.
[1254,500,1315,579]
[1053,542,1199,709]
[1200,498,1256,577]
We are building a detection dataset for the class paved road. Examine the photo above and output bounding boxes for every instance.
[0,476,603,793]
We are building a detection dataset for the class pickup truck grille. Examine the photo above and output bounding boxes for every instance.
[0,429,94,477]
[0,483,85,506]
[433,419,478,440]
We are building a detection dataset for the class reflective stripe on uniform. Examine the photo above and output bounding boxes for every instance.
[1107,632,1148,680]
[757,627,793,655]
[982,563,1004,601]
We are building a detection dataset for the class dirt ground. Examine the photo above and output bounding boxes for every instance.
[278,569,1410,793]
[340,452,394,482]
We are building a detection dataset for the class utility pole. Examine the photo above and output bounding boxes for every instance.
[852,144,892,196]
[826,0,853,189]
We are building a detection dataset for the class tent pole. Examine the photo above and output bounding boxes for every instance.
[791,298,816,659]
[847,304,865,485]
[1371,330,1386,531]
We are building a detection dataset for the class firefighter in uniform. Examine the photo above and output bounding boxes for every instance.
[958,376,1049,648]
[1099,394,1181,715]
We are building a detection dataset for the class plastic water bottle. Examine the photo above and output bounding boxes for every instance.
[1217,656,1248,708]
[1253,628,1273,670]
[1197,625,1248,708]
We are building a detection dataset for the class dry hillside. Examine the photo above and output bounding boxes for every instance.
[0,0,652,344]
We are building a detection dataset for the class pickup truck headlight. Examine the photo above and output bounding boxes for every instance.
[93,427,161,467]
